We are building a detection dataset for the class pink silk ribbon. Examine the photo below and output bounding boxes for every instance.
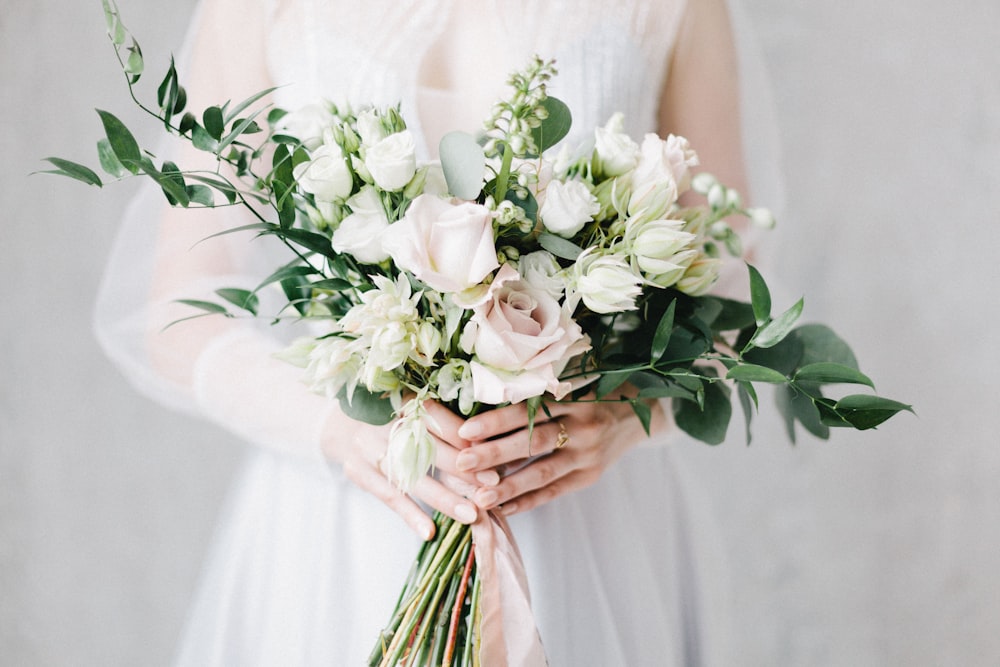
[472,511,548,666]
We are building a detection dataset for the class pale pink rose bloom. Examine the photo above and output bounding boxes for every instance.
[463,264,590,405]
[382,194,499,294]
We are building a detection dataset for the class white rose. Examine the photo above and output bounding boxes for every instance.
[381,194,499,294]
[462,264,590,405]
[663,133,699,194]
[539,179,599,238]
[573,248,643,314]
[293,138,354,202]
[331,186,390,264]
[365,130,417,192]
[277,103,337,150]
[594,112,640,177]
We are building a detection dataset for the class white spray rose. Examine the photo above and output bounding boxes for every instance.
[331,186,391,264]
[355,109,387,147]
[517,251,566,300]
[277,103,337,150]
[594,112,640,177]
[572,248,644,314]
[293,134,354,202]
[539,179,600,238]
[365,130,417,192]
[382,194,499,295]
[663,133,699,195]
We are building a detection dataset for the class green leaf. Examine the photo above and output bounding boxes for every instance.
[191,123,219,152]
[223,87,280,125]
[97,138,128,178]
[178,112,196,135]
[529,97,572,154]
[338,386,395,426]
[273,227,337,258]
[123,40,144,81]
[439,131,486,200]
[709,298,756,332]
[136,160,189,207]
[650,300,676,362]
[186,184,215,207]
[794,362,874,389]
[794,324,859,369]
[254,264,318,292]
[674,380,732,445]
[215,288,259,315]
[186,173,239,204]
[726,364,788,384]
[175,299,229,315]
[595,369,633,399]
[630,400,653,436]
[737,382,756,445]
[218,107,268,153]
[156,57,176,108]
[750,297,804,349]
[39,158,102,187]
[538,232,583,261]
[833,394,913,430]
[747,264,771,326]
[203,106,225,141]
[781,386,831,440]
[310,278,354,291]
[96,109,141,173]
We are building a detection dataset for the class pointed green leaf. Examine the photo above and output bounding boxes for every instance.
[253,264,318,292]
[223,87,280,125]
[630,400,653,436]
[650,300,677,362]
[97,138,128,178]
[123,40,144,80]
[596,369,634,399]
[215,288,259,315]
[751,297,804,349]
[310,278,354,291]
[726,364,788,384]
[39,158,102,187]
[537,232,583,261]
[203,106,224,141]
[186,184,215,207]
[440,131,486,200]
[175,299,229,315]
[673,380,732,445]
[747,264,771,326]
[191,123,219,152]
[737,382,756,445]
[794,362,874,388]
[97,109,141,173]
[833,394,913,430]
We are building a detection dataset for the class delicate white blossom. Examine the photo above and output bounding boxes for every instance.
[364,130,417,192]
[539,179,600,238]
[293,132,354,202]
[331,186,390,264]
[594,113,640,177]
[572,248,644,314]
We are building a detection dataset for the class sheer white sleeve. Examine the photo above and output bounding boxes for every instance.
[93,0,334,465]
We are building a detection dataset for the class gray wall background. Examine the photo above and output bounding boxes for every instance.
[2,1,997,665]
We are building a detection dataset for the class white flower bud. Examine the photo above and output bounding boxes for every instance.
[539,179,599,238]
[747,207,777,230]
[365,130,417,192]
[412,321,443,366]
[691,172,717,195]
[676,257,723,296]
[385,401,435,492]
[573,249,643,314]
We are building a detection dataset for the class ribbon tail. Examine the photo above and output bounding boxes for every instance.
[472,511,548,666]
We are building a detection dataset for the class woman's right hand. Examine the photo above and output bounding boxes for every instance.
[319,401,499,540]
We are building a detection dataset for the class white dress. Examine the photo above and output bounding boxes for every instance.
[96,1,733,664]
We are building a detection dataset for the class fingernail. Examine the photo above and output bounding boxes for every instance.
[476,489,499,508]
[500,502,518,516]
[422,523,435,541]
[476,470,500,486]
[455,503,478,524]
[458,421,483,439]
[456,452,478,471]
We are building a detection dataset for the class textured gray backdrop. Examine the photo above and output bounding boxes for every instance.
[2,1,998,665]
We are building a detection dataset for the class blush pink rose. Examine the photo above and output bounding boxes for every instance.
[382,194,499,294]
[462,264,590,405]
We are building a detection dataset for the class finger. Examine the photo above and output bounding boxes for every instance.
[423,401,471,449]
[344,458,436,540]
[432,434,501,487]
[455,420,565,472]
[498,469,600,516]
[471,448,578,510]
[409,474,481,526]
[457,402,557,441]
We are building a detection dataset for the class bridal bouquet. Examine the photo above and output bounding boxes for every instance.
[45,3,910,664]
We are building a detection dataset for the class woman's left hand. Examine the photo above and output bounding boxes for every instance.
[452,396,668,516]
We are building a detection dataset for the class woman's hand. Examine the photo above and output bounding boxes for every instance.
[320,402,498,540]
[452,396,668,516]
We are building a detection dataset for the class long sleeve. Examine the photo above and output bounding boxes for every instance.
[94,0,335,465]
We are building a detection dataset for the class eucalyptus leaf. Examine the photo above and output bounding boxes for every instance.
[338,385,395,426]
[674,380,731,445]
[794,362,874,388]
[750,297,804,349]
[747,264,771,326]
[39,158,102,187]
[178,112,196,135]
[538,232,583,261]
[191,124,219,152]
[439,131,486,200]
[529,97,572,154]
[726,364,787,384]
[97,109,141,173]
